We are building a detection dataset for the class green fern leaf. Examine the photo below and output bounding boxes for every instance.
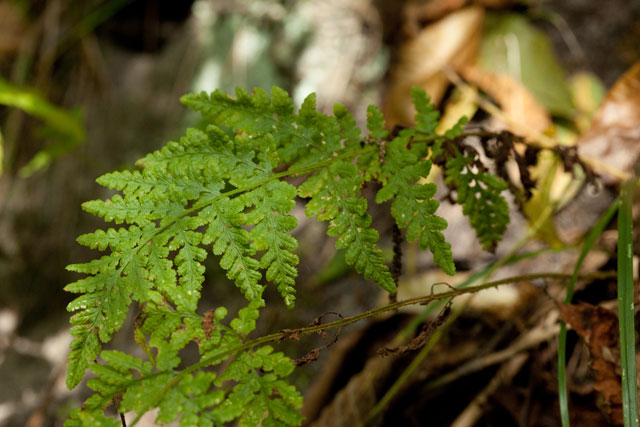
[73,304,300,425]
[411,87,440,135]
[368,99,455,276]
[154,371,222,426]
[75,225,151,252]
[65,266,129,389]
[199,198,263,300]
[230,299,264,335]
[376,130,455,275]
[65,409,120,427]
[244,180,299,308]
[182,87,305,162]
[212,346,303,426]
[444,150,510,250]
[300,160,396,293]
[366,104,389,140]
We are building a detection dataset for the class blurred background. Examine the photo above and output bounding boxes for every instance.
[0,0,639,425]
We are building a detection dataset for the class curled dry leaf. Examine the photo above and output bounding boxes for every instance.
[577,61,640,185]
[378,301,451,356]
[384,6,484,127]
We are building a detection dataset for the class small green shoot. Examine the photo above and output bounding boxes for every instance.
[618,179,639,427]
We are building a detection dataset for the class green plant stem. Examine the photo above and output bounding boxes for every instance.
[557,197,620,427]
[618,179,639,427]
[127,270,615,426]
[0,78,85,142]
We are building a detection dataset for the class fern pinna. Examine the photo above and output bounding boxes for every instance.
[65,87,510,425]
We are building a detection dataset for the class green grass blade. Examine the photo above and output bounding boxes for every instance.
[618,179,639,427]
[557,321,571,427]
[0,78,84,143]
[0,77,85,176]
[557,196,620,427]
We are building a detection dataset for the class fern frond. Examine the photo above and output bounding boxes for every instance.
[405,87,509,252]
[65,409,120,427]
[75,225,151,252]
[66,84,517,425]
[181,87,294,137]
[183,88,362,167]
[211,346,303,426]
[65,246,155,390]
[186,86,391,293]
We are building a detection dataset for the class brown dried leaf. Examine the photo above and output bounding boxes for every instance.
[459,65,551,133]
[559,302,624,424]
[384,6,484,127]
[577,61,640,184]
[278,328,301,342]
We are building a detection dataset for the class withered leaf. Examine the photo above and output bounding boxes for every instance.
[578,61,640,184]
[559,302,626,424]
